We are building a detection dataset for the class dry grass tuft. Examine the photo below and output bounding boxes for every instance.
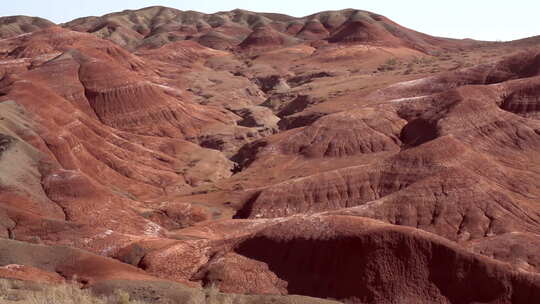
[0,279,147,304]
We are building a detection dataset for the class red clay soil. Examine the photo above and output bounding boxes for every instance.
[0,264,65,284]
[1,6,540,304]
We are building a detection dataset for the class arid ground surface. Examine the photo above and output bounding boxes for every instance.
[1,6,540,304]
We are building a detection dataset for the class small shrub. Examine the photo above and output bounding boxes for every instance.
[377,58,399,71]
[386,58,398,65]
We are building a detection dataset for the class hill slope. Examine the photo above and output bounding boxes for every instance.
[63,6,474,52]
[1,6,540,304]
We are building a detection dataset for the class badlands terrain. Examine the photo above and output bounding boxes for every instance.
[1,6,540,304]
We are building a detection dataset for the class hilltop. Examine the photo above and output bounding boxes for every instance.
[1,6,540,304]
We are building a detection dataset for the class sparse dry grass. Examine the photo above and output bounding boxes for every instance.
[0,279,146,304]
[377,58,399,72]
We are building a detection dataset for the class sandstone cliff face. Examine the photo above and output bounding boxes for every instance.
[2,7,540,304]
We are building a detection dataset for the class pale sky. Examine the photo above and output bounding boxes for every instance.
[1,0,538,41]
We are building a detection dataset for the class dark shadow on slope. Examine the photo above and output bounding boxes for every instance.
[235,232,540,303]
[399,118,438,147]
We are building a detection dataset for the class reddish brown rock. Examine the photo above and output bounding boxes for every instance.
[468,232,540,273]
[193,252,288,294]
[227,215,540,303]
[296,20,330,40]
[0,264,65,284]
[271,107,404,157]
[239,25,300,50]
[137,215,540,303]
[2,6,540,304]
[0,238,165,285]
